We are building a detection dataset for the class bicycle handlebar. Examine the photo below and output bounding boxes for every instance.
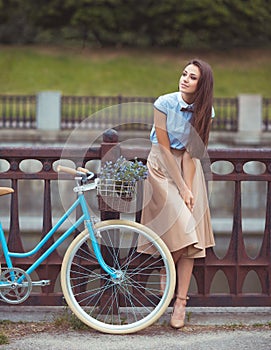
[57,165,95,179]
[57,165,77,175]
[77,167,90,174]
[77,167,95,179]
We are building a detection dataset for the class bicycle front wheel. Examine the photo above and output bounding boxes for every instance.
[61,219,175,334]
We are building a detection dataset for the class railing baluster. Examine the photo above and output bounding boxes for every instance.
[258,173,271,295]
[8,179,24,252]
[36,178,61,295]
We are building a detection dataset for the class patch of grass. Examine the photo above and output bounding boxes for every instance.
[0,45,270,97]
[159,320,169,327]
[54,307,88,330]
[186,311,192,322]
[0,320,12,325]
[0,332,9,345]
[226,322,244,329]
[252,322,265,327]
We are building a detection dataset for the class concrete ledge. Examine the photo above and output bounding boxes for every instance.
[181,307,271,326]
[0,306,270,326]
[0,129,271,147]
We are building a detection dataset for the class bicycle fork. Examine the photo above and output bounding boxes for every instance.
[79,195,118,280]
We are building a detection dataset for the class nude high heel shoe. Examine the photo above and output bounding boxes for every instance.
[170,295,189,329]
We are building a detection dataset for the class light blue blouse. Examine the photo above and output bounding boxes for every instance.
[150,92,215,149]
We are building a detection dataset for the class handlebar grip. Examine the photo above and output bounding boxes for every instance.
[77,167,95,179]
[77,167,89,174]
[57,165,77,175]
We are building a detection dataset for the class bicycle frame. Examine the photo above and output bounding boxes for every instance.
[0,192,116,279]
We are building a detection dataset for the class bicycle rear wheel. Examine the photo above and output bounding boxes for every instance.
[61,219,175,334]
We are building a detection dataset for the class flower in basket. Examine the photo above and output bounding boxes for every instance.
[97,156,148,198]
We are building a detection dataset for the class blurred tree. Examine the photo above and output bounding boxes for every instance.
[0,0,270,48]
[176,0,271,48]
[0,0,35,43]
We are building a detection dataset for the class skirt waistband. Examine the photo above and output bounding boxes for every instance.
[151,144,185,156]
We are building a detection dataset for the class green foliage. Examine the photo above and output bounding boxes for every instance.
[0,0,35,44]
[54,307,88,330]
[0,332,9,345]
[97,156,148,198]
[0,0,270,49]
[99,156,148,182]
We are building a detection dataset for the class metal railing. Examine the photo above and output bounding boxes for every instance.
[211,97,238,131]
[0,94,246,132]
[61,95,155,130]
[0,95,36,129]
[1,94,270,132]
[0,130,270,307]
[60,96,239,132]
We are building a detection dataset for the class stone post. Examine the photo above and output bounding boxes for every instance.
[36,91,61,131]
[237,94,263,220]
[237,94,262,144]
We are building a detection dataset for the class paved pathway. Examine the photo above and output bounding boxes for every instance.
[0,306,270,350]
[2,328,270,350]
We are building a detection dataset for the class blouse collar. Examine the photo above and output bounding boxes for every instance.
[177,93,194,112]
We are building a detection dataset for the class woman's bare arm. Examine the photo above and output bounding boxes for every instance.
[154,108,194,210]
[182,151,195,210]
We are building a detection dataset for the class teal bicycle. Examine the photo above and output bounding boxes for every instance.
[0,165,175,334]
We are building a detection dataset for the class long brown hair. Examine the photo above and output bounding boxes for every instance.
[185,59,214,154]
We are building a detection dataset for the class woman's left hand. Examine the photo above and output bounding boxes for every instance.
[182,189,194,212]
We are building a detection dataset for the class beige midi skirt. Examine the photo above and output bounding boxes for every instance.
[139,144,215,258]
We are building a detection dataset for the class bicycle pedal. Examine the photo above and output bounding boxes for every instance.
[32,280,51,287]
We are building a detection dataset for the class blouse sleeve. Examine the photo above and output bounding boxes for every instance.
[154,95,167,116]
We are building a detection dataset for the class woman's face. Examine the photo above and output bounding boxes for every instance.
[179,64,201,97]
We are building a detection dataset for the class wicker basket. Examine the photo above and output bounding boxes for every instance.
[96,179,136,212]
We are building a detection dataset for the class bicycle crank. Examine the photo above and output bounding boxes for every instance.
[0,268,32,304]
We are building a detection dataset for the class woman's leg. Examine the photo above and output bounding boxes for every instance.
[170,250,194,328]
[172,250,194,298]
[175,256,194,298]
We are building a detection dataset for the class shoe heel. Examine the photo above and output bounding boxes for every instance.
[170,295,189,329]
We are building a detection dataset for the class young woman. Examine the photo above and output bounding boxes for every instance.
[140,58,215,329]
